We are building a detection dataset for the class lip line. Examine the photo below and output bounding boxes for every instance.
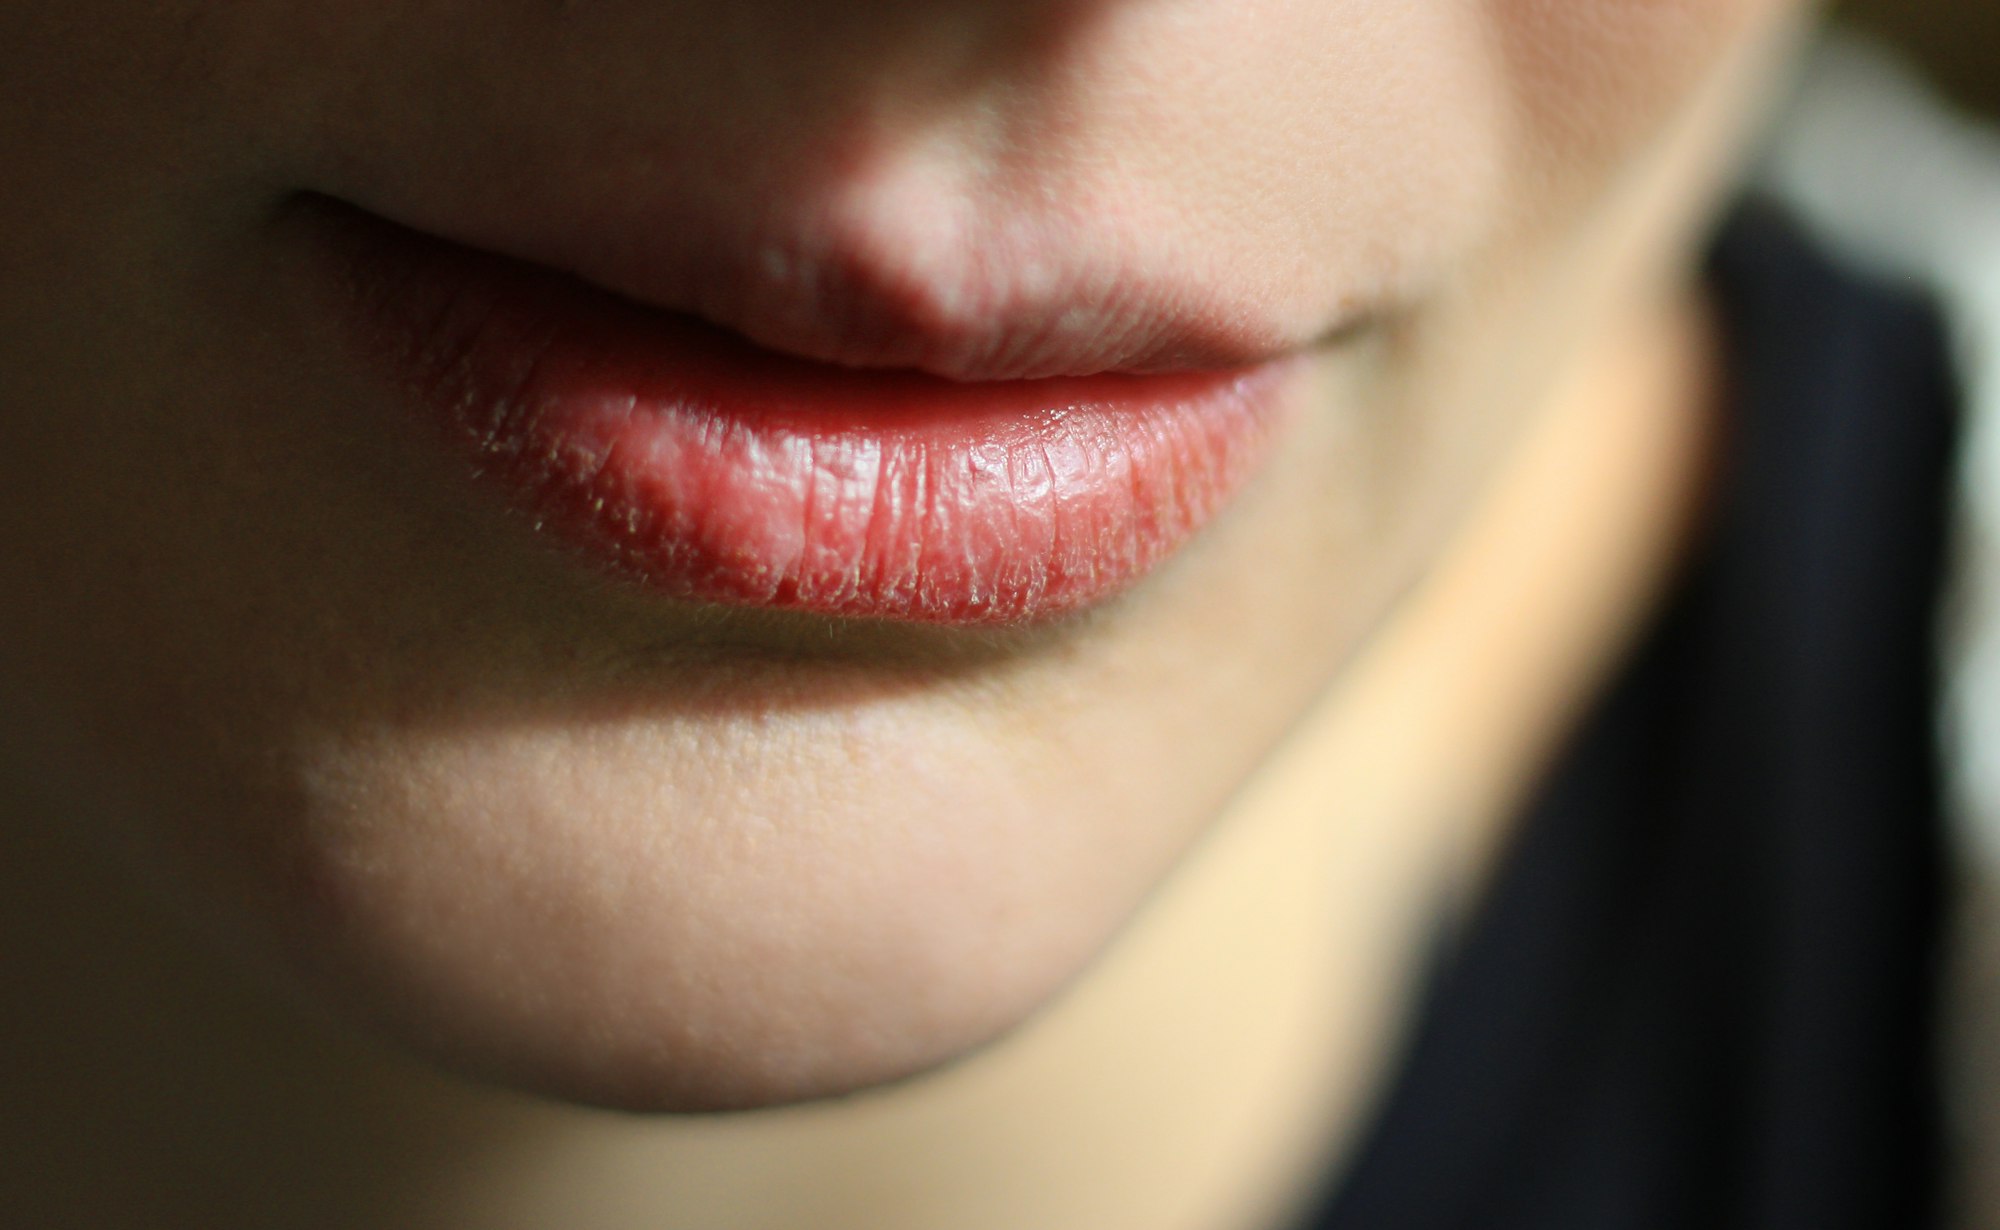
[305,198,1308,626]
[293,191,1320,383]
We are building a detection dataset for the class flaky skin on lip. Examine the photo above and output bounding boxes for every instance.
[318,200,1300,624]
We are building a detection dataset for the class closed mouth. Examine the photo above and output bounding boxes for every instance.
[299,199,1308,625]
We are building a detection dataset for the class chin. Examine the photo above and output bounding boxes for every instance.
[225,702,1183,1114]
[325,945,1045,1116]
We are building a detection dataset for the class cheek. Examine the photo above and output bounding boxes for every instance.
[1488,0,1805,170]
[1042,0,1514,333]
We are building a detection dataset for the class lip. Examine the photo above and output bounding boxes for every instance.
[307,202,1304,624]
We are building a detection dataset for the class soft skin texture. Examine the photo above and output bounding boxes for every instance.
[0,0,1803,1123]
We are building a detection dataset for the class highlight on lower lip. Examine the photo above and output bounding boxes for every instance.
[326,209,1299,624]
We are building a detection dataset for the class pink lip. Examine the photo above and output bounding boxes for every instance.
[314,205,1301,624]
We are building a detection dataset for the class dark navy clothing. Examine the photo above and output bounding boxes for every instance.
[1299,204,1956,1230]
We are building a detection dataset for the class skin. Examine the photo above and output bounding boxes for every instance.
[0,0,1849,1225]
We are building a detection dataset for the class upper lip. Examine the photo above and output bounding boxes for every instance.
[305,192,1313,383]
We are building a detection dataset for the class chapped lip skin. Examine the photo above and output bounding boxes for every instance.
[311,203,1304,625]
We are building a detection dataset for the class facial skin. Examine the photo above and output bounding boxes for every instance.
[0,0,1805,1119]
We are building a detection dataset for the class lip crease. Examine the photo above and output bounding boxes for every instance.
[310,202,1305,625]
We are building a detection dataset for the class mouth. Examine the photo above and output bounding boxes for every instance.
[301,199,1308,625]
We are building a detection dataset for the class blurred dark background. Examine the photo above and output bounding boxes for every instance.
[1845,1,2000,115]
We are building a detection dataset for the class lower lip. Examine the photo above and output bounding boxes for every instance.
[315,208,1300,624]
